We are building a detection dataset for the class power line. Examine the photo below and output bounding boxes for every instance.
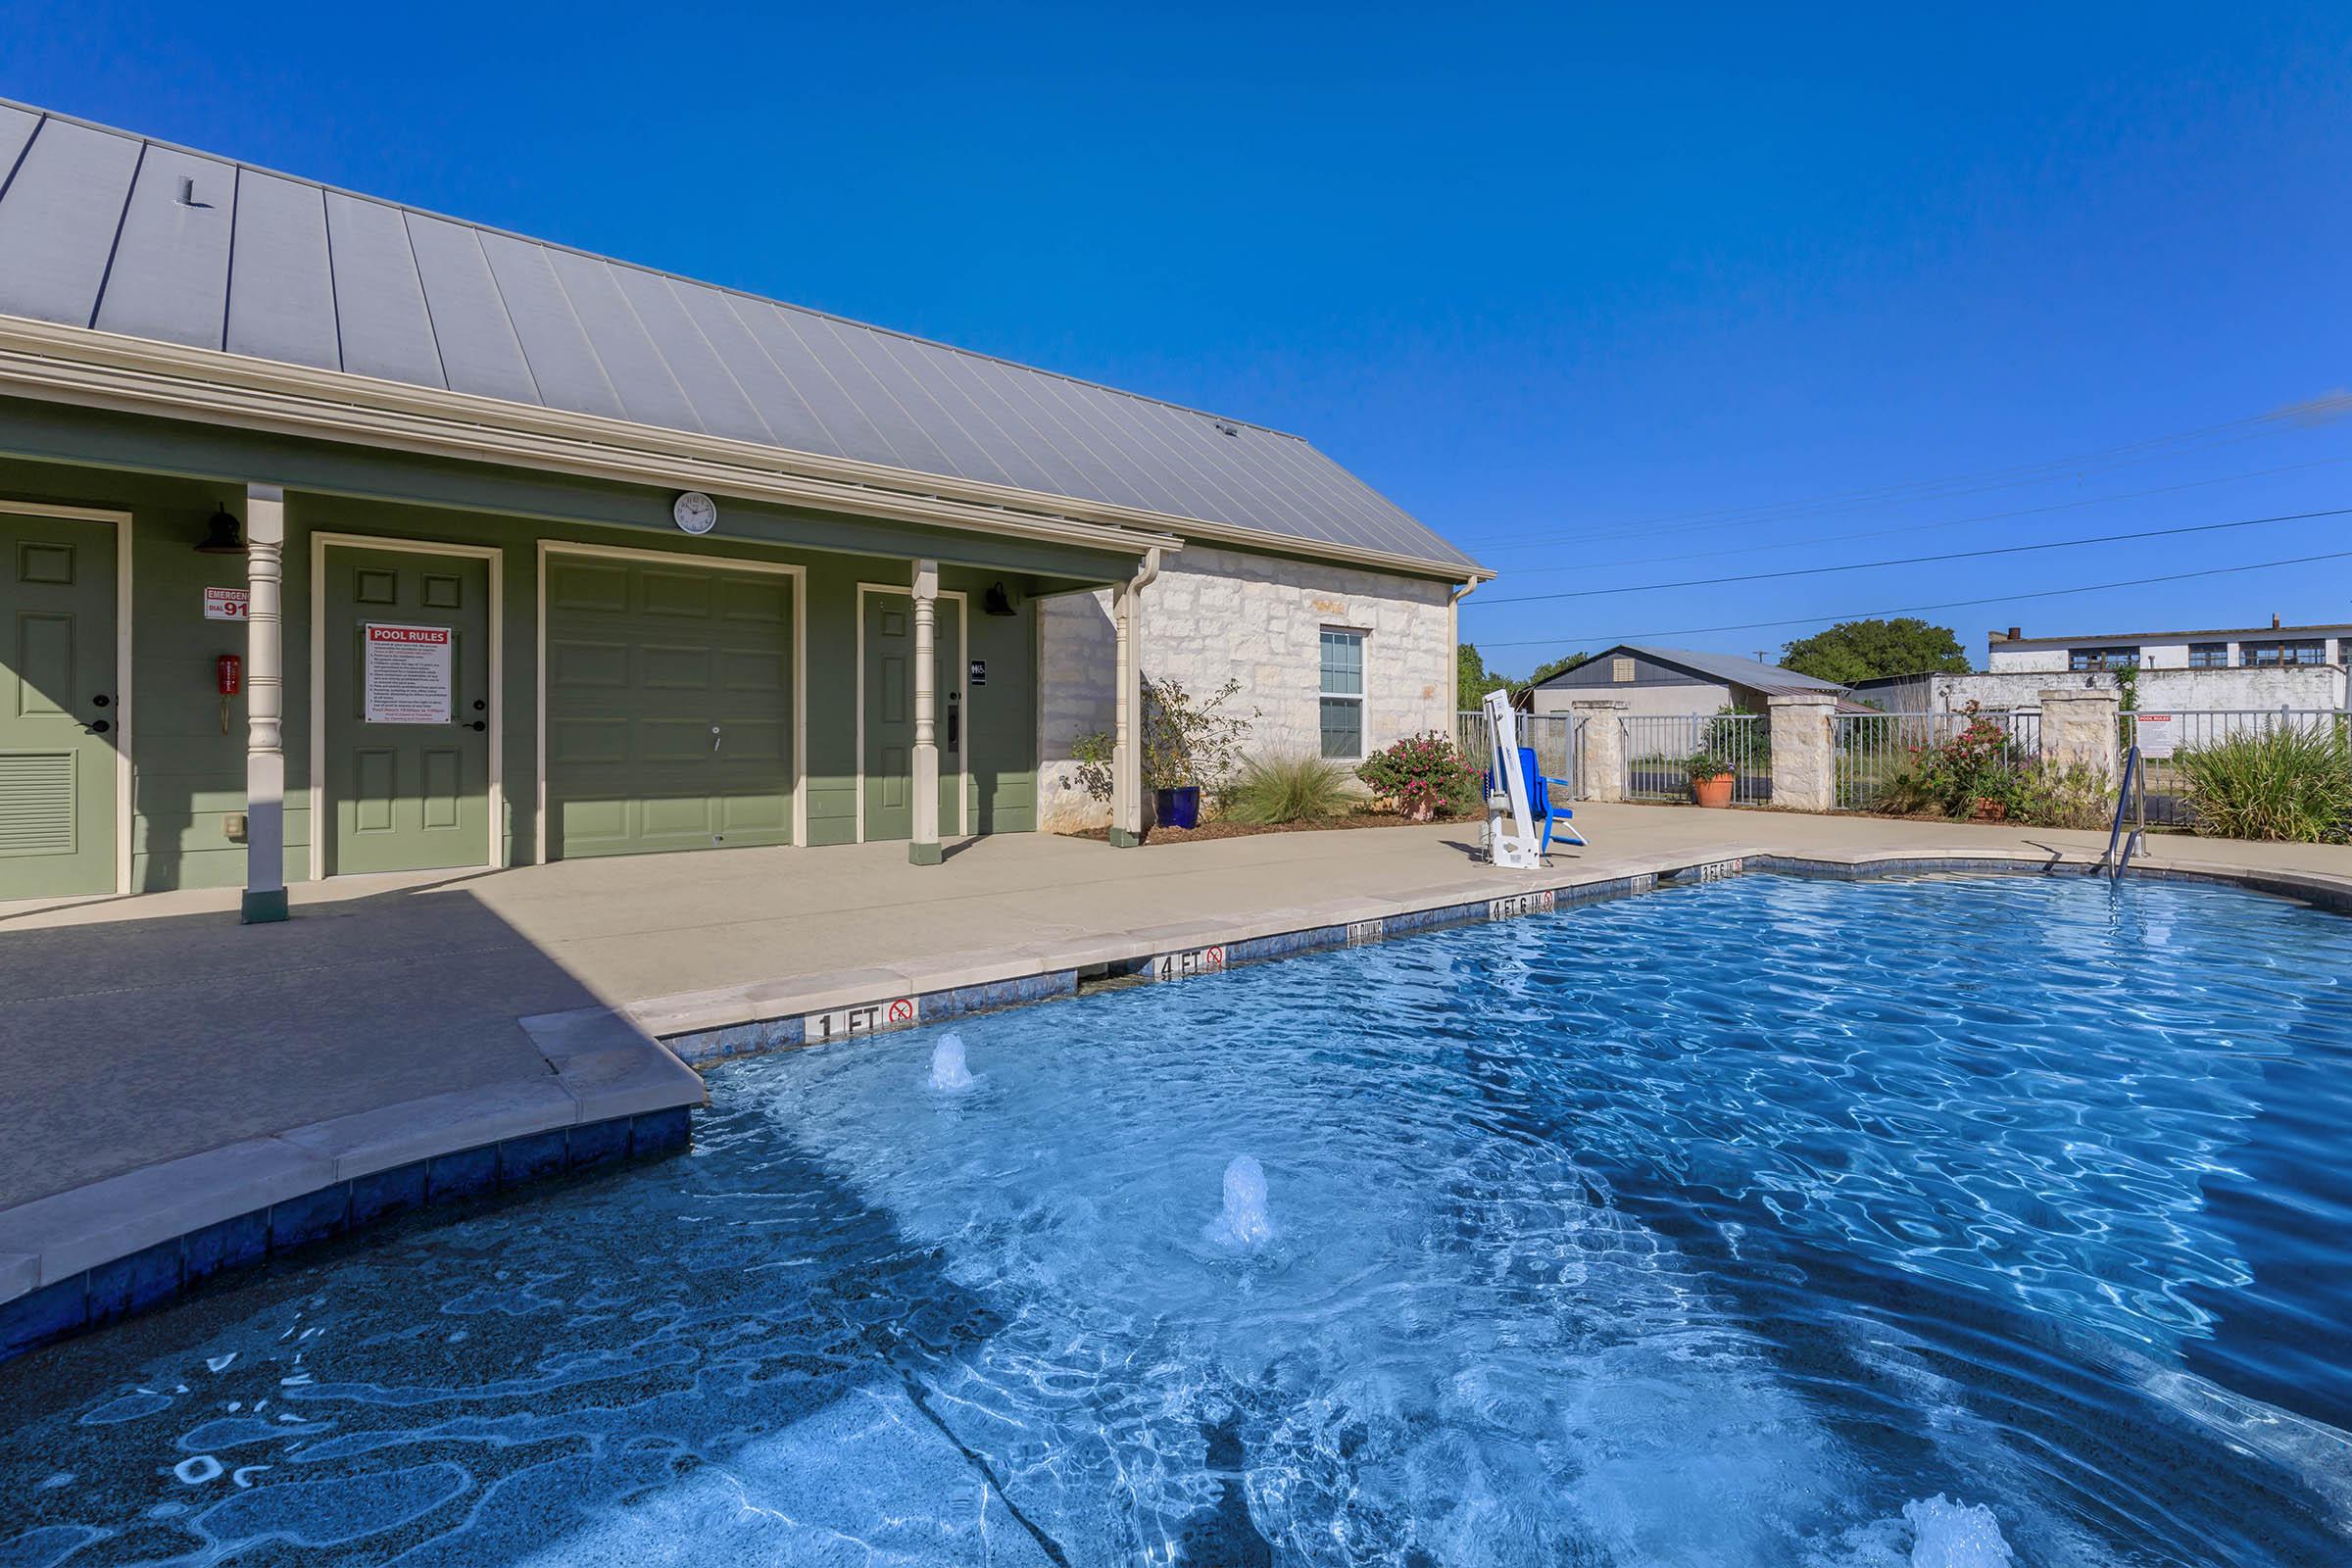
[1443,393,2352,550]
[1463,505,2352,607]
[1477,452,2352,579]
[1468,544,2352,652]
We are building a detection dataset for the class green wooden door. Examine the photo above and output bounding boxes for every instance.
[0,513,117,899]
[861,592,962,841]
[323,545,493,875]
[545,554,794,859]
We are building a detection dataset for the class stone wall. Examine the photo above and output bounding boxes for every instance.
[1862,666,2345,716]
[1037,544,1455,831]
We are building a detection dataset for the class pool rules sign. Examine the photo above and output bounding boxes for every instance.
[363,624,454,724]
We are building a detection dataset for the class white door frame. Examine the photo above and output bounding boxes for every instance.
[1,500,133,897]
[309,532,506,882]
[855,581,969,843]
[535,539,808,865]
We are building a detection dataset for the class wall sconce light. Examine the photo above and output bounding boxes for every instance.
[984,581,1018,616]
[194,504,244,555]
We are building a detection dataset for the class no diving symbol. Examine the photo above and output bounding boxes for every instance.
[886,998,915,1024]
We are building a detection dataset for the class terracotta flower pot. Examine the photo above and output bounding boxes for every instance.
[1691,772,1736,808]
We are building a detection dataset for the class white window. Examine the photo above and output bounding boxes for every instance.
[1611,657,1636,682]
[1319,628,1365,759]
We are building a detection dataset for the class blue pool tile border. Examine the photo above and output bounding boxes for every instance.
[0,1108,690,1365]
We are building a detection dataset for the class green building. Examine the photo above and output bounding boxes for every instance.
[0,100,1483,917]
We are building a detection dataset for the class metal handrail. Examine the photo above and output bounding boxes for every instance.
[2102,745,2143,881]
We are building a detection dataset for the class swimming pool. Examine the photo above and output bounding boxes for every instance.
[4,872,2350,1565]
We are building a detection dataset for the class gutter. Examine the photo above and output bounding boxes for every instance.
[0,315,1479,583]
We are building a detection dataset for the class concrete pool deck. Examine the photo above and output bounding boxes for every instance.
[6,806,2352,1352]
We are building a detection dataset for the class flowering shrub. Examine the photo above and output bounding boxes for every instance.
[1878,701,2110,827]
[1358,733,1478,822]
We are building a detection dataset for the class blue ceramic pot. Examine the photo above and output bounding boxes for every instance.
[1152,785,1201,830]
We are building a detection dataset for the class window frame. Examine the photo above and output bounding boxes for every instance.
[2245,639,2325,667]
[2067,647,2140,672]
[2186,642,2230,669]
[1317,625,1368,761]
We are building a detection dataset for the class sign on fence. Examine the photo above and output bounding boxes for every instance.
[2134,713,2178,759]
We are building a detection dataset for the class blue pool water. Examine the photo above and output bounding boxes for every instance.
[5,873,2352,1566]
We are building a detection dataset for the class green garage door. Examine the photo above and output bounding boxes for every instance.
[545,553,794,860]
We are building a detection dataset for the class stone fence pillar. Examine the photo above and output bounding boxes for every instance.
[1768,694,1838,812]
[2038,689,2121,785]
[1568,701,1628,802]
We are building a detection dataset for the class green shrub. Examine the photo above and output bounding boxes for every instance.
[2011,761,2114,830]
[1225,754,1359,825]
[1358,733,1479,821]
[2178,726,2352,843]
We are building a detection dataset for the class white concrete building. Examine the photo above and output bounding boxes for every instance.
[1851,619,2352,716]
[1984,619,2351,674]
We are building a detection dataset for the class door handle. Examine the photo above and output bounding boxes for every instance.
[82,718,111,735]
[467,720,487,732]
[710,723,722,753]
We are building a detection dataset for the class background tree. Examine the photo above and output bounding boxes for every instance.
[1514,650,1591,698]
[1780,618,1970,684]
[1456,643,1512,710]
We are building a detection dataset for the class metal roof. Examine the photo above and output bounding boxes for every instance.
[1989,621,2352,648]
[1534,645,1849,696]
[0,100,1481,577]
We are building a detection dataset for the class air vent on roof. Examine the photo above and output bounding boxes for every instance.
[1212,420,1239,437]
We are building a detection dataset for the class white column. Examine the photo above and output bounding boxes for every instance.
[242,484,289,922]
[1569,700,1628,802]
[2039,688,2121,786]
[908,559,942,865]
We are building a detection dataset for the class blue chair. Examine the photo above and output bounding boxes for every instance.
[1518,747,1586,853]
[1484,746,1585,855]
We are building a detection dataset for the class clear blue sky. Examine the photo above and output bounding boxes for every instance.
[9,2,2351,674]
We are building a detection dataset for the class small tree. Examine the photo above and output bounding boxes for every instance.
[1142,676,1256,792]
[1069,677,1259,804]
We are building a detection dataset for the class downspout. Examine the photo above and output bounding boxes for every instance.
[1110,548,1161,847]
[1449,575,1482,725]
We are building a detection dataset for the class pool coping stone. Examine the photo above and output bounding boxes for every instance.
[0,1004,704,1361]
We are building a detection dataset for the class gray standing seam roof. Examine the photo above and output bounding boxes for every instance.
[0,101,1482,576]
[1536,645,1849,695]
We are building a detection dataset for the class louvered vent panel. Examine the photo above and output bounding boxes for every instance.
[0,751,74,856]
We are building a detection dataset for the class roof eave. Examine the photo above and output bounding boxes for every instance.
[0,313,1481,582]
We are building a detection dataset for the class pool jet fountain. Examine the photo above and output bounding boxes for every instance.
[928,1033,975,1093]
[1204,1155,1275,1250]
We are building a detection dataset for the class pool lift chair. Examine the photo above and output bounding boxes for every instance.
[1480,687,1584,869]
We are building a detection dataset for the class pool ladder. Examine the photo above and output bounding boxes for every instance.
[2101,744,2145,881]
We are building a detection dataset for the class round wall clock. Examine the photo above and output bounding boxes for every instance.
[672,491,717,535]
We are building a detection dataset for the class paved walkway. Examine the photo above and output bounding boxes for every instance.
[4,807,2349,1299]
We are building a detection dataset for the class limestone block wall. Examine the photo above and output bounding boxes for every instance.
[1037,544,1456,831]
